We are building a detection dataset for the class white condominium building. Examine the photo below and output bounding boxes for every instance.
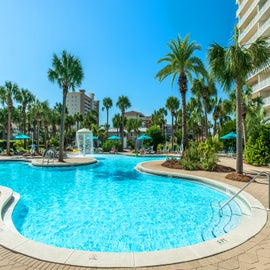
[236,0,270,116]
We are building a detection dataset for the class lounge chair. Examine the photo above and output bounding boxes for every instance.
[146,146,155,154]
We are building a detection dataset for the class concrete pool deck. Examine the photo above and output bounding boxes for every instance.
[0,155,270,269]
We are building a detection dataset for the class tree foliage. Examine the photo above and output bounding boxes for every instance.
[244,125,270,166]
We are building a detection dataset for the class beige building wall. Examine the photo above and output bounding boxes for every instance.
[236,0,270,116]
[66,90,99,125]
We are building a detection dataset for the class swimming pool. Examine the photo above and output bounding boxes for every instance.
[0,154,242,253]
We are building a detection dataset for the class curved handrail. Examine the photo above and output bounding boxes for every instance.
[42,148,55,164]
[220,171,270,212]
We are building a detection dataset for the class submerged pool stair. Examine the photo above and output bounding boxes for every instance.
[201,201,240,242]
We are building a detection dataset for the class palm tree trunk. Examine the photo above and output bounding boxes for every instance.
[242,115,247,147]
[203,97,208,138]
[236,80,243,174]
[7,107,11,155]
[59,90,67,162]
[106,109,109,137]
[121,112,124,151]
[181,90,187,150]
[171,115,174,151]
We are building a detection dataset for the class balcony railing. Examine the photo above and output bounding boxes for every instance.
[237,0,249,18]
[239,0,270,41]
[238,0,259,27]
[248,17,270,44]
[263,96,270,106]
[252,77,270,93]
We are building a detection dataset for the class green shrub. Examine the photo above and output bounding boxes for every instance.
[127,139,135,149]
[244,125,270,166]
[102,140,122,152]
[180,141,200,170]
[197,136,219,171]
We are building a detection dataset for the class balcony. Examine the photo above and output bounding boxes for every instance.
[252,77,270,93]
[239,0,270,42]
[236,0,248,18]
[238,0,258,28]
[247,17,270,44]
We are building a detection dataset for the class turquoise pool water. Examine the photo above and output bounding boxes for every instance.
[0,155,241,252]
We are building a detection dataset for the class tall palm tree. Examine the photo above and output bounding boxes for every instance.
[112,113,122,136]
[208,26,269,174]
[48,50,84,162]
[0,81,20,155]
[165,96,180,150]
[83,110,98,128]
[191,74,217,138]
[212,97,232,136]
[40,101,50,147]
[17,88,35,136]
[49,108,61,139]
[74,112,84,131]
[151,108,167,140]
[228,85,264,146]
[126,118,142,150]
[28,99,43,153]
[102,97,113,137]
[156,34,205,151]
[116,95,131,150]
[187,96,204,141]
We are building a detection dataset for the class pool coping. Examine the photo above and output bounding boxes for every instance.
[0,160,267,268]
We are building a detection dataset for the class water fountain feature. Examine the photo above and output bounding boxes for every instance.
[76,128,94,156]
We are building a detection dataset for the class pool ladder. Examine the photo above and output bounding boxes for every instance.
[42,148,55,164]
[220,171,270,212]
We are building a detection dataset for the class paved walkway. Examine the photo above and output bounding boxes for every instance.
[0,156,270,269]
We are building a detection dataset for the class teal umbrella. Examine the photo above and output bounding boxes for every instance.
[220,132,236,140]
[108,135,120,140]
[13,133,31,140]
[137,134,152,140]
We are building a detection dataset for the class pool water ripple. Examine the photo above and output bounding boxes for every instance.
[0,155,242,252]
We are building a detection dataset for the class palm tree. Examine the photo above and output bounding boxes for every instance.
[165,96,180,150]
[208,26,269,174]
[156,34,205,151]
[126,118,142,150]
[46,106,61,139]
[48,50,84,162]
[74,112,84,131]
[102,97,113,137]
[28,99,43,153]
[112,113,122,136]
[83,110,98,128]
[151,108,167,140]
[40,101,50,147]
[212,97,232,136]
[191,74,217,138]
[228,85,264,146]
[17,88,35,137]
[0,81,20,155]
[116,95,131,150]
[187,96,204,141]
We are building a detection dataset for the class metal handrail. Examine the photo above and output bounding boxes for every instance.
[42,148,55,164]
[220,171,270,211]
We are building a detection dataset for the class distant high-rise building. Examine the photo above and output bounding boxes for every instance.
[237,0,270,116]
[66,90,100,125]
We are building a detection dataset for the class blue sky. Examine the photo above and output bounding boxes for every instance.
[0,0,237,125]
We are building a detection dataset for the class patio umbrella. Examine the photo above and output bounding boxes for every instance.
[108,135,120,140]
[137,134,152,150]
[13,133,31,140]
[220,132,237,140]
[137,134,152,140]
